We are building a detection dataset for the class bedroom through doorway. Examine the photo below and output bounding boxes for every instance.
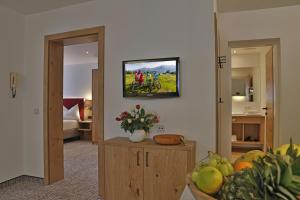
[63,42,99,144]
[62,42,99,193]
[44,27,105,198]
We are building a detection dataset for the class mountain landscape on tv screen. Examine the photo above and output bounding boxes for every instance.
[127,65,176,73]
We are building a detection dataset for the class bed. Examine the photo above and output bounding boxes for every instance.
[63,98,84,140]
[63,119,79,139]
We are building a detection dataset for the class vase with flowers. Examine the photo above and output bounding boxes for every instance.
[116,105,159,142]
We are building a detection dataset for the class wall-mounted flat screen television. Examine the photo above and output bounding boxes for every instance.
[123,57,180,97]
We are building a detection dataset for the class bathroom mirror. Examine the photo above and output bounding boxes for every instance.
[232,68,254,102]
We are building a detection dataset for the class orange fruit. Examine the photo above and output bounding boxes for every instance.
[235,150,265,163]
[234,161,253,172]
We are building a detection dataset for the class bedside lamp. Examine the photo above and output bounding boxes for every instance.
[84,100,93,120]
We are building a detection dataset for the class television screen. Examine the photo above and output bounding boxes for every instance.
[123,57,180,97]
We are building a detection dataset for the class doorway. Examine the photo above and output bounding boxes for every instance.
[43,27,105,197]
[217,39,280,160]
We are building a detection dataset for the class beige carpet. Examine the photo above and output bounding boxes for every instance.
[0,140,99,200]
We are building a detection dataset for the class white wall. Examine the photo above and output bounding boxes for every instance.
[63,64,97,100]
[220,5,300,146]
[232,54,259,69]
[0,6,24,182]
[23,0,216,177]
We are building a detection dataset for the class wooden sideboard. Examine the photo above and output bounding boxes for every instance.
[104,137,196,200]
[232,115,265,151]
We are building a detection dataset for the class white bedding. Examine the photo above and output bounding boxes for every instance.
[63,120,79,131]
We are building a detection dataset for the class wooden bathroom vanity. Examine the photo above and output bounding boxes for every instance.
[232,115,265,151]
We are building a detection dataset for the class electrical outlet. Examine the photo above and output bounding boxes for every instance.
[156,124,165,134]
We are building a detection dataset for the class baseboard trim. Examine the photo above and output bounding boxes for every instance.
[0,175,43,189]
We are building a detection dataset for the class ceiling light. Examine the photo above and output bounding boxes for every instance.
[85,51,89,55]
[233,50,237,54]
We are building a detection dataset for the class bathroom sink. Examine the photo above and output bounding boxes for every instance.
[232,113,264,117]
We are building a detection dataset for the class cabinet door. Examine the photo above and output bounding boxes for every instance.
[105,145,143,200]
[144,148,188,200]
[128,147,144,200]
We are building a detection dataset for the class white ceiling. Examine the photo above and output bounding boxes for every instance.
[2,0,300,15]
[0,0,93,14]
[64,42,98,66]
[218,0,300,13]
[231,46,272,55]
[1,0,300,15]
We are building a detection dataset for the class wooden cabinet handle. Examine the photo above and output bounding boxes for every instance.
[146,152,149,167]
[137,151,140,166]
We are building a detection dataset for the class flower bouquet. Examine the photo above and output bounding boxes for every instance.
[116,105,159,142]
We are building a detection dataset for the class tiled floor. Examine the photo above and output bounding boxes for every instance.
[0,140,99,200]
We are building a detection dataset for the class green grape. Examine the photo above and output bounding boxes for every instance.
[208,151,222,161]
[226,162,234,175]
[208,158,218,167]
[218,163,230,176]
[191,171,199,182]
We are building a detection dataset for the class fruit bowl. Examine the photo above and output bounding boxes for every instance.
[188,142,300,200]
[187,174,300,200]
[186,174,216,200]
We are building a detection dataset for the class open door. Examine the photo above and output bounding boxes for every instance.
[215,13,232,158]
[92,69,99,144]
[47,41,64,183]
[215,13,220,154]
[265,48,274,149]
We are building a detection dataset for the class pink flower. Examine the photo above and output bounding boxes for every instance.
[121,111,129,117]
[153,116,159,123]
[116,117,121,121]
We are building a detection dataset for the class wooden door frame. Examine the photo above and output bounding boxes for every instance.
[225,38,280,152]
[43,26,105,197]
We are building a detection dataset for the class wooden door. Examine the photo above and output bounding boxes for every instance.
[265,48,274,148]
[105,145,143,200]
[215,14,231,158]
[215,13,220,154]
[214,13,224,156]
[144,148,188,200]
[92,69,99,144]
[47,41,64,183]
